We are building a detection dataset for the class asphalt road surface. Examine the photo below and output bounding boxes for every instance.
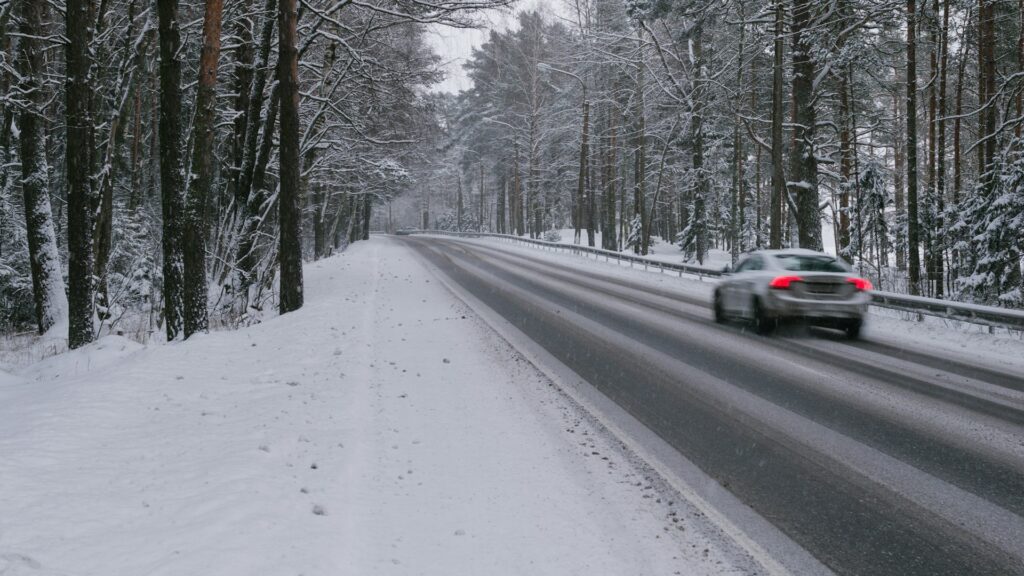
[399,235,1024,576]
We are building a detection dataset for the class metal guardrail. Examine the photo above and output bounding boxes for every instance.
[870,291,1024,331]
[406,230,1024,332]
[406,229,723,278]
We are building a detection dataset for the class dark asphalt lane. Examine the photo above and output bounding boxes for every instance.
[399,235,1024,576]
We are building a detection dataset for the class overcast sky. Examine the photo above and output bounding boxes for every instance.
[426,0,566,94]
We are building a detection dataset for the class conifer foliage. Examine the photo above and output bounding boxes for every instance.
[428,0,1022,308]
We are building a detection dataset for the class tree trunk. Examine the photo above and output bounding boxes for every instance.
[981,0,996,191]
[893,87,906,271]
[953,10,969,205]
[907,0,922,295]
[93,3,154,316]
[157,0,186,339]
[496,172,505,234]
[603,98,618,251]
[66,0,97,348]
[789,0,821,250]
[277,0,303,314]
[770,0,785,249]
[926,0,938,296]
[228,0,255,203]
[690,21,708,264]
[514,144,523,235]
[456,172,464,231]
[479,164,485,232]
[18,0,68,334]
[578,98,592,246]
[233,85,280,299]
[236,0,278,210]
[183,0,223,337]
[304,32,337,259]
[361,192,372,241]
[313,183,327,256]
[838,64,856,260]
[729,14,746,263]
[934,0,948,298]
[634,28,648,255]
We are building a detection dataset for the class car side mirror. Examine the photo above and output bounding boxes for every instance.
[722,264,732,275]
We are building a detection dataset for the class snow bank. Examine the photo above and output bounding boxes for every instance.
[0,238,749,575]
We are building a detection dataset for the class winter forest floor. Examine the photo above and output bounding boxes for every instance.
[0,238,758,576]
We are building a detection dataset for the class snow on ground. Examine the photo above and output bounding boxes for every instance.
[0,237,751,576]
[465,235,1024,374]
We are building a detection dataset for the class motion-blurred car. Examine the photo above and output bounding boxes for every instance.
[712,249,872,338]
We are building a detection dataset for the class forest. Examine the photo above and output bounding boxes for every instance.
[1,0,1023,347]
[420,0,1024,310]
[0,0,507,344]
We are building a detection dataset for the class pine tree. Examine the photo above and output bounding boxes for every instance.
[17,0,68,334]
[182,0,224,338]
[66,0,97,348]
[277,0,303,314]
[157,0,185,340]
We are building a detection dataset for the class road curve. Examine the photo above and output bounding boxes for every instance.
[399,235,1024,576]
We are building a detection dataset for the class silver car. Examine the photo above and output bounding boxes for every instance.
[712,249,872,338]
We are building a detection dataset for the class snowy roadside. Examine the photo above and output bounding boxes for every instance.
[455,235,1024,374]
[0,237,755,576]
[545,228,733,269]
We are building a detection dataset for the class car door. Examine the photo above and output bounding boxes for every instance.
[722,257,750,312]
[734,255,763,317]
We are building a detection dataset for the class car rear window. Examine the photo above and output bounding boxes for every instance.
[774,254,848,272]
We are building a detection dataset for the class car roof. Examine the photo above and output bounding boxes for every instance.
[749,249,834,258]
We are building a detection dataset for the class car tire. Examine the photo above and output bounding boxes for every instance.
[752,297,775,335]
[844,319,862,340]
[713,292,726,324]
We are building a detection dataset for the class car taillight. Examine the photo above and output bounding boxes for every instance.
[769,275,803,289]
[848,277,873,291]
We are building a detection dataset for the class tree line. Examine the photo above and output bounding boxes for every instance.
[424,0,1023,308]
[0,0,508,343]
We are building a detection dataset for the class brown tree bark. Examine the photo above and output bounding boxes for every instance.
[183,0,224,337]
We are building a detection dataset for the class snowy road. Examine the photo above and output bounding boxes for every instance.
[402,235,1024,576]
